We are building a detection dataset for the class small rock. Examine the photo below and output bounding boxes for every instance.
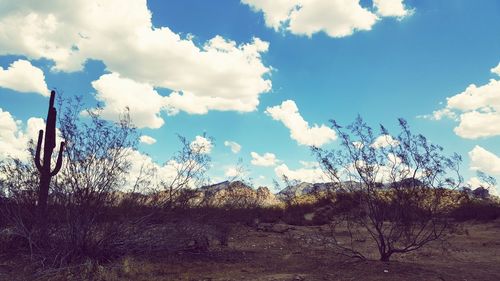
[271,223,292,233]
[304,212,315,221]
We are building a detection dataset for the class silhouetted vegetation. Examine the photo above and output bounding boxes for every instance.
[34,90,65,241]
[1,97,499,280]
[313,116,464,261]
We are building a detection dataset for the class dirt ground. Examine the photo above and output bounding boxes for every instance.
[2,220,500,281]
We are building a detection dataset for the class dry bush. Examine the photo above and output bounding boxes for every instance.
[0,97,141,268]
[0,97,229,272]
[148,134,211,209]
[450,200,500,221]
[313,116,464,261]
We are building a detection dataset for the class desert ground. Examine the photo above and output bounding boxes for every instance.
[2,219,499,281]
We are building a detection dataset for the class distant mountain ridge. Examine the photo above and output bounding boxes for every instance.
[277,182,336,198]
[147,178,469,208]
[199,180,279,207]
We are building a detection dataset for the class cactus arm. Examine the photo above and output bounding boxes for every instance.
[50,142,65,177]
[35,130,44,172]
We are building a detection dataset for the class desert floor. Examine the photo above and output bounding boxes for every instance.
[2,220,499,281]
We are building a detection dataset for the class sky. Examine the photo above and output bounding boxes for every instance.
[0,0,499,194]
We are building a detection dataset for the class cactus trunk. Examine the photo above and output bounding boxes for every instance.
[34,90,65,237]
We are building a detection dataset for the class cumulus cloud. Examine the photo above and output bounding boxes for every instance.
[265,100,336,147]
[0,108,52,161]
[224,141,241,153]
[139,135,156,145]
[469,145,500,175]
[274,161,328,183]
[124,149,204,192]
[250,152,279,167]
[299,160,320,168]
[190,136,213,154]
[125,134,214,192]
[454,111,500,139]
[371,134,399,149]
[373,0,413,18]
[491,62,500,76]
[91,73,167,129]
[426,64,500,139]
[0,59,49,96]
[419,107,458,121]
[242,0,412,38]
[242,0,298,31]
[0,0,271,120]
[224,166,241,178]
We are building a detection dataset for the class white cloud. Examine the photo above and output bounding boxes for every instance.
[352,141,364,149]
[242,0,298,31]
[341,154,421,184]
[491,62,500,76]
[91,73,167,129]
[454,111,500,139]
[139,135,156,145]
[190,136,213,154]
[265,100,336,147]
[469,145,500,175]
[224,166,240,178]
[0,59,49,96]
[428,75,500,139]
[467,177,499,197]
[274,162,328,183]
[224,141,241,153]
[299,160,320,168]
[124,149,203,192]
[373,0,413,18]
[122,149,159,192]
[0,109,27,161]
[371,134,399,149]
[0,1,271,118]
[447,80,500,112]
[0,108,52,161]
[251,152,279,167]
[242,0,412,38]
[418,107,458,121]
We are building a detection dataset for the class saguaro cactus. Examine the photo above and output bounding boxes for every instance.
[34,90,65,224]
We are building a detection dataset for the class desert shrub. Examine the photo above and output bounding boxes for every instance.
[0,96,146,268]
[281,203,315,225]
[450,200,500,221]
[279,199,333,226]
[331,191,362,214]
[313,117,463,261]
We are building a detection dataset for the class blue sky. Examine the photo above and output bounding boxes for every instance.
[0,0,499,193]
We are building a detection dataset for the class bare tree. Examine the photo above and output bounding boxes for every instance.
[154,134,212,209]
[313,116,463,261]
[0,95,139,265]
[48,97,138,264]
